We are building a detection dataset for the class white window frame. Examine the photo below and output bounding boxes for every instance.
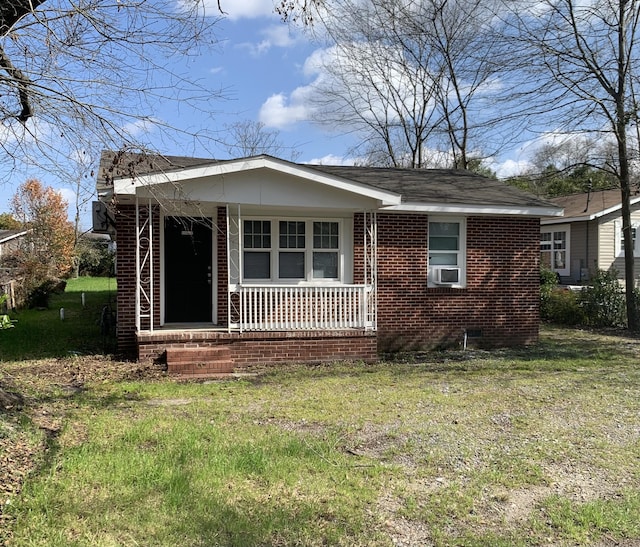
[242,217,344,284]
[428,217,467,288]
[614,219,640,258]
[540,224,571,277]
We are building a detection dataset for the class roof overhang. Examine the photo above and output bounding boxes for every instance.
[541,194,640,225]
[0,230,28,244]
[109,155,402,207]
[382,202,564,217]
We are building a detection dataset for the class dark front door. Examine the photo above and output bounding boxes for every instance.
[164,217,213,323]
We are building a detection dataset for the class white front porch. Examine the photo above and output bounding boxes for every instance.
[229,284,375,331]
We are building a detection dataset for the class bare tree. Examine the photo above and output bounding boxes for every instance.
[1,0,224,182]
[500,0,640,330]
[223,120,301,161]
[308,0,504,169]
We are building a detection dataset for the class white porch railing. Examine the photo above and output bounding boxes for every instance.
[230,284,375,331]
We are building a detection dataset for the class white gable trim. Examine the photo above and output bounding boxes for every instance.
[113,155,401,206]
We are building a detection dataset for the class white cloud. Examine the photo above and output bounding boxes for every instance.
[305,154,354,165]
[259,85,316,129]
[203,0,277,20]
[492,158,534,179]
[237,25,300,56]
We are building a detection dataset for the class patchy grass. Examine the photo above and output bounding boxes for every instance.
[1,326,640,546]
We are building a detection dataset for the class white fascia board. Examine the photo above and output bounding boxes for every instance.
[0,230,28,243]
[588,195,640,220]
[112,156,402,205]
[381,202,564,217]
[541,216,588,225]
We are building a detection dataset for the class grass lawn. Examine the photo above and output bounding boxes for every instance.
[1,281,639,546]
[0,276,117,361]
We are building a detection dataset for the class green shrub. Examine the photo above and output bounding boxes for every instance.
[542,287,586,325]
[540,265,560,320]
[579,269,626,328]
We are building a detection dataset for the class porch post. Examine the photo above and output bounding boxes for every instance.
[225,204,242,333]
[364,211,378,329]
[135,197,140,332]
[135,197,154,333]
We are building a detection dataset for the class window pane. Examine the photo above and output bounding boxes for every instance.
[429,253,458,266]
[553,231,566,250]
[429,222,459,252]
[313,222,339,249]
[553,251,566,270]
[244,221,271,249]
[313,252,338,278]
[430,222,459,237]
[430,236,459,251]
[279,221,305,249]
[279,252,305,278]
[244,251,270,279]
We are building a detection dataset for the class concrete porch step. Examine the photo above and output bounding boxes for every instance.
[165,346,234,376]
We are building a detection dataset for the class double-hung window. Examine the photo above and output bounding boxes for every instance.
[614,219,639,257]
[428,218,466,287]
[243,219,341,282]
[540,225,570,276]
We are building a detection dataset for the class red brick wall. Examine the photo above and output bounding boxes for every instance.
[360,213,540,351]
[117,207,540,360]
[138,330,378,366]
[114,204,137,355]
[115,203,160,356]
[217,206,228,326]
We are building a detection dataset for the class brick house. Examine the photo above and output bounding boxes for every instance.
[95,151,562,375]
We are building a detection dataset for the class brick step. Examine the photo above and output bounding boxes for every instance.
[168,361,235,375]
[166,346,234,376]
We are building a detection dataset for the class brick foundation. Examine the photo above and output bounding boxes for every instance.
[139,329,378,371]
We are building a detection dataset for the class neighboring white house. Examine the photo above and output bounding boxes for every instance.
[541,189,640,284]
[0,229,27,259]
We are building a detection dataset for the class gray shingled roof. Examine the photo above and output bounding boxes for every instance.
[96,150,218,195]
[310,165,556,209]
[546,189,639,220]
[97,151,557,210]
[0,229,27,243]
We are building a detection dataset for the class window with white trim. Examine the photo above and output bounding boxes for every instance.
[614,219,639,257]
[243,219,341,282]
[428,218,466,288]
[540,225,570,277]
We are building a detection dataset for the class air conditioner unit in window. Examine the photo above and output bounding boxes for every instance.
[434,267,460,285]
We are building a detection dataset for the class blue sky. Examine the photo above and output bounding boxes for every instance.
[0,0,535,228]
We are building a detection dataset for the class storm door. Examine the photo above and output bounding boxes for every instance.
[164,216,213,323]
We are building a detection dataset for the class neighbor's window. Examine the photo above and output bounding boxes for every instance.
[615,220,639,257]
[428,219,466,287]
[243,219,341,282]
[540,225,570,277]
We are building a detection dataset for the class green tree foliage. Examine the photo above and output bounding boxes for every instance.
[0,213,21,230]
